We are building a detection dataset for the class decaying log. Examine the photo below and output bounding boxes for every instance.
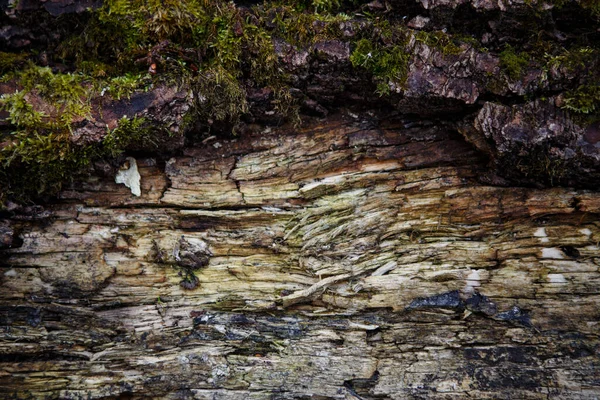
[1,115,599,399]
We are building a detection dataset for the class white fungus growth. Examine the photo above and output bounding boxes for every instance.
[547,274,567,284]
[534,227,549,243]
[541,248,565,259]
[4,269,17,277]
[115,157,141,196]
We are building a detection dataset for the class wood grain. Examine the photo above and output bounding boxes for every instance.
[1,115,599,399]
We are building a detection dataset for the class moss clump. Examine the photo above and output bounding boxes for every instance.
[350,38,409,95]
[309,0,342,13]
[542,46,600,117]
[562,85,600,114]
[499,45,530,80]
[0,91,45,129]
[261,5,351,47]
[0,52,29,74]
[514,144,569,187]
[0,63,166,203]
[194,66,248,126]
[100,73,150,101]
[415,30,463,56]
[545,47,595,71]
[0,131,92,203]
[56,0,299,117]
[0,1,290,204]
[0,65,91,203]
[0,64,92,126]
[102,116,157,157]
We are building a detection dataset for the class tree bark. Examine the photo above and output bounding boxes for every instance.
[1,115,600,399]
[2,0,600,398]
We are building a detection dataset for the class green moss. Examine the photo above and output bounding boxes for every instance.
[415,30,462,56]
[264,5,350,47]
[0,91,45,129]
[0,130,92,203]
[0,1,310,203]
[453,34,486,51]
[76,61,113,78]
[562,85,600,114]
[499,45,530,80]
[244,24,281,86]
[102,116,156,157]
[2,64,92,127]
[1,64,95,130]
[101,73,150,101]
[544,46,596,75]
[0,52,29,74]
[0,1,408,204]
[350,38,409,95]
[0,63,165,203]
[194,66,248,127]
[0,65,91,202]
[545,46,600,116]
[515,144,569,187]
[11,0,596,203]
[310,0,342,13]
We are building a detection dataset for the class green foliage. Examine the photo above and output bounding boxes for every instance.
[137,0,204,41]
[0,64,93,202]
[350,39,409,95]
[0,131,81,170]
[515,144,568,187]
[77,61,112,78]
[16,64,91,125]
[350,39,376,69]
[415,30,462,55]
[101,73,149,100]
[499,45,530,80]
[1,64,95,130]
[273,88,301,127]
[264,5,350,46]
[544,47,596,75]
[195,66,248,125]
[0,52,29,74]
[1,0,325,203]
[57,0,300,123]
[0,91,45,129]
[311,0,341,13]
[562,85,600,114]
[102,116,155,157]
[274,0,343,14]
[0,130,90,202]
[0,63,159,202]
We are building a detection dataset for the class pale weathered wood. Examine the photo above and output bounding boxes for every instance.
[1,114,599,399]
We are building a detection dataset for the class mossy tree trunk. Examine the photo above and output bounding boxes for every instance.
[2,0,600,398]
[1,116,600,399]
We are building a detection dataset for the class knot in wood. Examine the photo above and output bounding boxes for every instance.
[174,235,212,270]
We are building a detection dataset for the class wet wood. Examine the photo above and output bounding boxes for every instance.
[1,114,599,399]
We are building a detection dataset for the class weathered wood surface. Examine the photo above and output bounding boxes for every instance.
[1,115,600,399]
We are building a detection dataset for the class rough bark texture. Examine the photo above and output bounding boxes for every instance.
[2,0,600,398]
[2,115,600,399]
